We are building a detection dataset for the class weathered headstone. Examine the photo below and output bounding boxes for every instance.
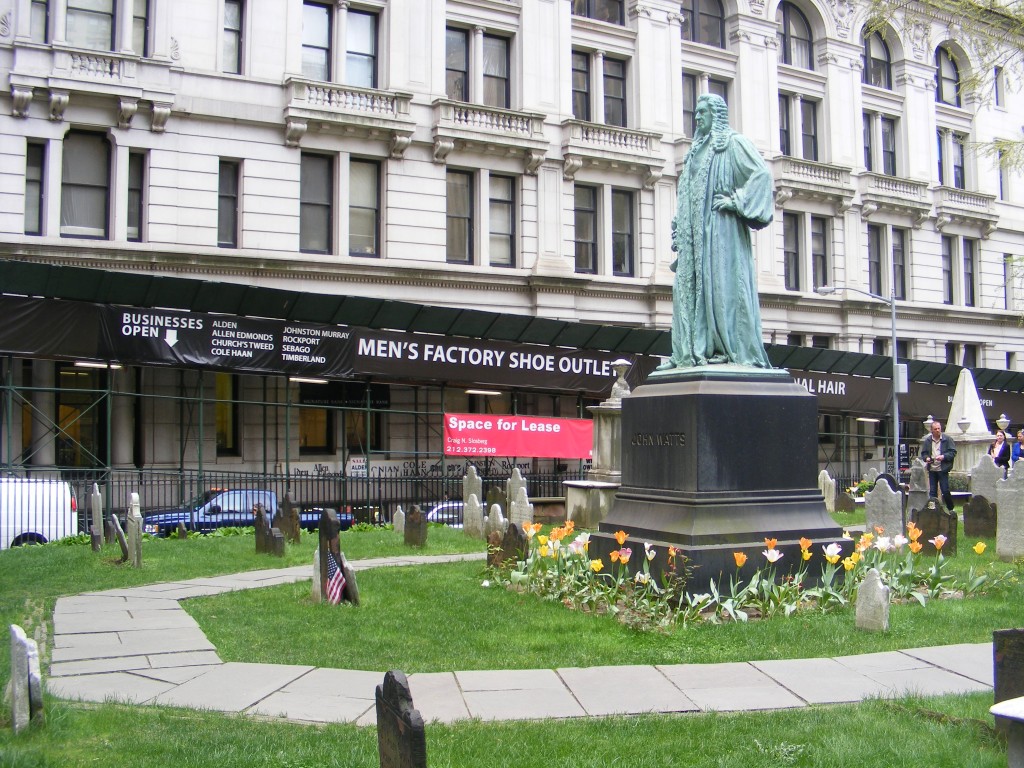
[110,512,129,562]
[834,491,857,513]
[375,670,427,768]
[311,549,321,602]
[996,467,1024,560]
[339,552,359,606]
[392,506,405,537]
[486,531,503,567]
[907,458,930,519]
[855,568,890,632]
[463,465,482,508]
[404,505,428,547]
[817,471,836,513]
[508,486,534,530]
[463,493,484,540]
[89,483,103,552]
[484,503,507,539]
[963,495,996,539]
[270,528,285,557]
[995,629,1024,708]
[176,521,188,539]
[317,509,357,605]
[126,493,143,569]
[864,479,903,537]
[485,486,506,520]
[275,491,302,543]
[970,454,1003,508]
[874,472,900,493]
[864,467,879,483]
[500,519,528,565]
[911,499,958,556]
[254,503,270,554]
[9,624,43,733]
[506,468,527,509]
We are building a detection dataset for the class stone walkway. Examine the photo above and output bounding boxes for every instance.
[46,553,994,726]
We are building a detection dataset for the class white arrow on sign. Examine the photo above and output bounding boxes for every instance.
[165,329,178,347]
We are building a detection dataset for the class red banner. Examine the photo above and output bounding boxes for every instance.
[443,414,593,459]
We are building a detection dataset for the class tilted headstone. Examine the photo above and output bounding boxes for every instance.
[89,483,103,552]
[104,515,116,546]
[404,505,428,547]
[254,503,271,554]
[275,491,302,544]
[375,670,427,768]
[110,512,129,562]
[317,509,357,605]
[963,495,997,539]
[500,519,528,566]
[970,454,1003,507]
[855,568,890,632]
[508,486,534,530]
[864,479,903,537]
[311,549,321,602]
[392,506,405,537]
[907,458,930,519]
[463,493,484,539]
[485,486,506,520]
[9,624,43,733]
[833,491,857,513]
[911,499,958,556]
[126,493,143,569]
[270,528,285,557]
[484,503,507,539]
[996,467,1024,560]
[463,465,482,508]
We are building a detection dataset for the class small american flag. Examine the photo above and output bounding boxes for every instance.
[325,551,346,605]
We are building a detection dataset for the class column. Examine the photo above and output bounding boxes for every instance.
[111,368,135,467]
[30,361,55,466]
[471,26,485,104]
[593,51,605,123]
[336,1,350,84]
[118,0,134,54]
[51,0,67,45]
[1,358,25,466]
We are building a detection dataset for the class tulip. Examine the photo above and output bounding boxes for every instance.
[929,535,947,551]
[763,548,783,564]
[614,530,628,546]
[909,540,923,554]
[618,547,632,565]
[842,556,856,571]
[801,549,812,561]
[799,537,812,551]
[764,537,778,549]
[973,541,987,555]
[590,559,604,572]
[733,551,748,568]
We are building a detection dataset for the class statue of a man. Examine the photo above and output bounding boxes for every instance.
[658,94,774,370]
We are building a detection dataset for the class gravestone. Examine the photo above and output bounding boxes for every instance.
[906,458,930,519]
[254,503,270,554]
[486,531,503,567]
[817,471,836,513]
[404,505,428,547]
[176,522,188,539]
[963,495,996,538]
[834,491,857,513]
[270,529,285,557]
[463,465,482,508]
[339,552,360,606]
[311,549,321,602]
[89,483,103,552]
[126,493,143,569]
[874,472,900,493]
[911,499,958,556]
[855,568,890,632]
[500,519,528,565]
[392,506,405,537]
[104,513,116,545]
[864,478,903,536]
[9,624,43,733]
[463,493,484,539]
[485,486,506,520]
[864,467,879,483]
[110,512,129,562]
[484,504,507,540]
[996,467,1024,560]
[275,492,302,544]
[970,455,1003,507]
[508,486,534,530]
[995,629,1024,709]
[506,468,527,509]
[318,509,358,605]
[375,670,427,768]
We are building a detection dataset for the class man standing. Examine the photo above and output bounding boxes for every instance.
[657,93,773,370]
[920,421,957,512]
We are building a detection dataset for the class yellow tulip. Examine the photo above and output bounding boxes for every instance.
[842,556,856,571]
[590,559,604,572]
[973,542,987,555]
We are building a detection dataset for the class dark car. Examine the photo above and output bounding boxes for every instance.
[143,489,279,536]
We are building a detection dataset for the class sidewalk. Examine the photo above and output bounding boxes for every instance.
[45,553,994,726]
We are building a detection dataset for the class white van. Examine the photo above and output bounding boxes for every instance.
[0,477,78,549]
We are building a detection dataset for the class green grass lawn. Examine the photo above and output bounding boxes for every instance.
[0,520,1019,767]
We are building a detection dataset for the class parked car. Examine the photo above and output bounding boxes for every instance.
[0,476,79,549]
[426,500,464,528]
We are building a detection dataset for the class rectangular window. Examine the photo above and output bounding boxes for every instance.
[800,100,818,161]
[489,174,515,267]
[999,149,1008,200]
[941,235,954,304]
[880,117,896,176]
[483,34,510,108]
[61,131,109,239]
[572,51,591,121]
[302,1,331,81]
[603,58,627,127]
[872,338,886,356]
[346,10,377,88]
[683,73,696,136]
[936,130,945,185]
[1005,254,1015,311]
[779,95,791,156]
[572,0,624,24]
[574,185,597,273]
[223,0,242,75]
[896,340,909,361]
[945,342,958,365]
[787,333,805,346]
[867,224,883,296]
[863,113,873,171]
[962,344,978,368]
[127,152,145,242]
[67,0,114,50]
[611,189,633,276]
[811,215,828,289]
[445,28,468,101]
[811,335,831,349]
[995,66,1004,107]
[25,144,45,236]
[300,153,332,254]
[963,238,976,307]
[30,0,48,43]
[132,0,149,56]
[892,228,906,300]
[446,170,473,264]
[952,134,966,189]
[299,407,334,454]
[708,78,728,103]
[218,160,240,248]
[349,159,379,257]
[215,373,240,457]
[783,212,800,291]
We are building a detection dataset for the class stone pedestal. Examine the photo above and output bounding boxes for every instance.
[564,480,619,528]
[590,368,848,593]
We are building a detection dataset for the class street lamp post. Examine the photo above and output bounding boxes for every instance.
[817,284,905,477]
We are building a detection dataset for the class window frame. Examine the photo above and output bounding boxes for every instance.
[445,27,469,102]
[963,237,976,307]
[783,211,801,291]
[66,0,114,51]
[298,405,336,455]
[681,0,725,49]
[299,152,334,255]
[446,169,474,265]
[862,32,891,89]
[776,2,814,70]
[951,133,966,189]
[223,0,243,75]
[30,0,49,43]
[218,159,240,249]
[892,228,907,300]
[127,150,145,243]
[779,94,791,156]
[810,215,829,290]
[301,1,333,82]
[880,116,896,176]
[941,235,955,304]
[867,223,883,297]
[346,8,378,89]
[132,0,150,57]
[25,143,45,237]
[602,57,627,128]
[935,47,961,107]
[482,33,510,109]
[572,0,624,25]
[348,158,380,258]
[800,99,818,161]
[488,173,516,268]
[574,184,598,274]
[683,73,697,136]
[60,131,110,240]
[215,373,240,458]
[611,188,634,277]
[572,51,591,121]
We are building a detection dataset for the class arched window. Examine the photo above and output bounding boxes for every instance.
[862,32,891,89]
[935,47,961,106]
[682,0,725,49]
[776,2,813,70]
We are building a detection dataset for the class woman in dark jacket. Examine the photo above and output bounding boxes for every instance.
[989,429,1011,475]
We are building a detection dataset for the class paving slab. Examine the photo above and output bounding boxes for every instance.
[558,665,698,716]
[151,662,314,712]
[45,671,177,704]
[407,672,471,725]
[456,669,586,721]
[901,643,993,685]
[54,595,180,614]
[51,627,214,662]
[863,666,993,697]
[250,669,382,723]
[658,662,806,711]
[751,657,891,704]
[834,650,934,674]
[132,665,222,685]
[55,609,199,634]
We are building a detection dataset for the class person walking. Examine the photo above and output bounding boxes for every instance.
[920,420,957,512]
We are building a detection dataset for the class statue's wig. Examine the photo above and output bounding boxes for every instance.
[695,93,731,151]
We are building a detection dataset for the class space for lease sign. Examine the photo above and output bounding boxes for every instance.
[443,413,593,459]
